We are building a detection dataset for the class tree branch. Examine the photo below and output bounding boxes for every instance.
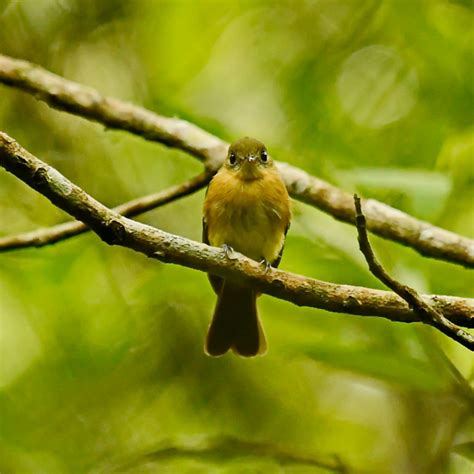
[1,132,473,339]
[354,195,473,350]
[0,171,211,251]
[0,54,472,267]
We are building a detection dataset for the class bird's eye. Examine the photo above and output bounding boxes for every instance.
[229,152,237,165]
[261,150,268,162]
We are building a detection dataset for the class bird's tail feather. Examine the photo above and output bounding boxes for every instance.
[205,281,266,357]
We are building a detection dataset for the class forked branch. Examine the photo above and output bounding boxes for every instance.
[0,132,473,343]
[354,195,473,350]
[0,54,472,267]
[0,171,211,251]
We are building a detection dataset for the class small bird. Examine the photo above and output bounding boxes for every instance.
[203,137,291,357]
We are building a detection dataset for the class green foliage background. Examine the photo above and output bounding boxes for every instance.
[0,1,473,473]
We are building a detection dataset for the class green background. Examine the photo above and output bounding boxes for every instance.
[0,1,473,472]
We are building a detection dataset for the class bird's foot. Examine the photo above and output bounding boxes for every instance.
[222,244,237,260]
[259,258,272,273]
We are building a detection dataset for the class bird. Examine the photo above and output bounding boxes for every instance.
[202,137,291,357]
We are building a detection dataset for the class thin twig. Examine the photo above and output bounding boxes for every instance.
[0,54,472,267]
[0,132,473,333]
[0,171,211,251]
[354,194,474,351]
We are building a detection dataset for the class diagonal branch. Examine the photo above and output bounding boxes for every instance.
[0,171,211,251]
[0,54,472,267]
[354,195,473,350]
[1,132,473,339]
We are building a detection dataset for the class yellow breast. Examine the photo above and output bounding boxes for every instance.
[204,166,291,263]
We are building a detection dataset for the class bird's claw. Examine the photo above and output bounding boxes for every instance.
[222,244,237,260]
[260,258,272,273]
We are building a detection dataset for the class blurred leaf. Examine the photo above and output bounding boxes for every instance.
[437,130,474,188]
[453,442,474,462]
[0,0,472,472]
[447,451,474,474]
[300,344,445,391]
[338,167,452,220]
[111,436,345,474]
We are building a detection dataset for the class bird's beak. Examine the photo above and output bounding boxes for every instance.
[239,154,262,180]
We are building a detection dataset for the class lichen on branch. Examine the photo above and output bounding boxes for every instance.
[0,54,472,267]
[0,132,473,346]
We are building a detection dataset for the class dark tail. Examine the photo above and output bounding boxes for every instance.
[205,281,266,357]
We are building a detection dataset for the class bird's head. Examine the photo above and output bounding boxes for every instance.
[225,137,273,180]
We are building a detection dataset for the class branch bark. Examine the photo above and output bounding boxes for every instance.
[0,54,472,267]
[1,132,473,338]
[0,171,211,251]
[354,195,473,350]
